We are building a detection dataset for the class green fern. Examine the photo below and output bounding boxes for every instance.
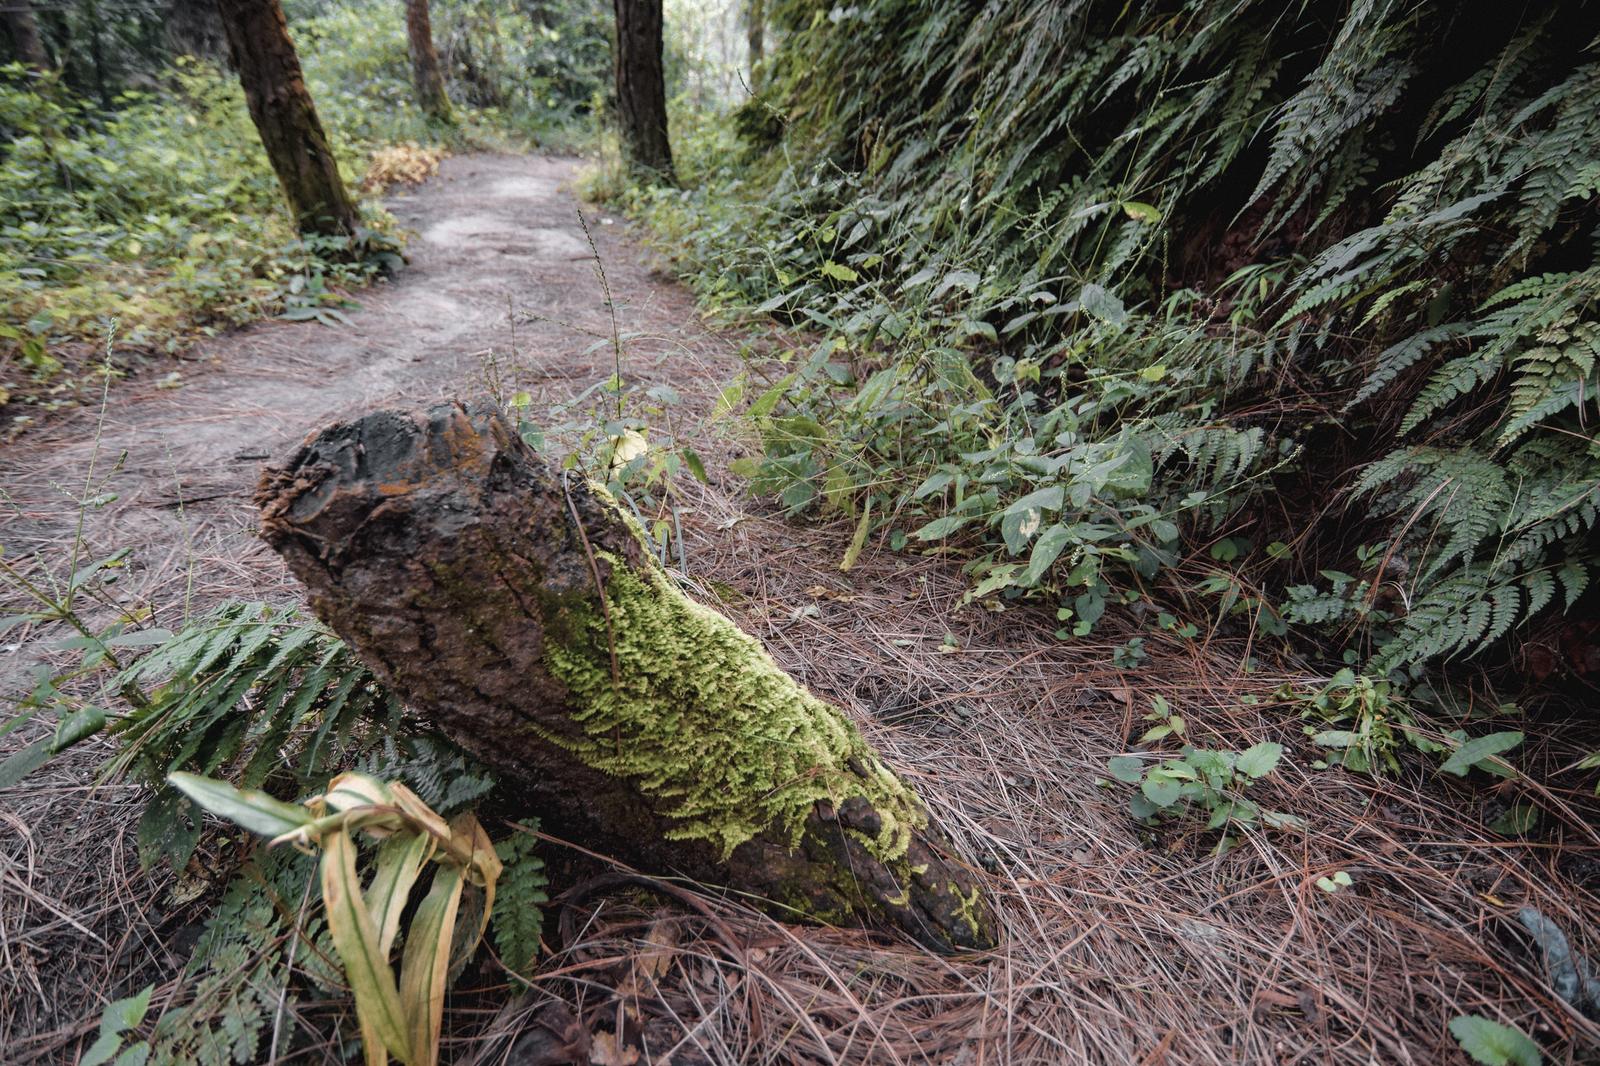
[149,849,337,1066]
[109,601,400,866]
[491,823,550,979]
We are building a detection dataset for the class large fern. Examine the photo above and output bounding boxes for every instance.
[109,601,401,865]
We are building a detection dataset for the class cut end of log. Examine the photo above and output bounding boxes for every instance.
[257,398,997,953]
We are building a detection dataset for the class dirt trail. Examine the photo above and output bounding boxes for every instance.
[3,155,1596,1064]
[1,154,722,609]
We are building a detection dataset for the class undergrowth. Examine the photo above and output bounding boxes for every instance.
[624,1,1600,749]
[0,0,613,432]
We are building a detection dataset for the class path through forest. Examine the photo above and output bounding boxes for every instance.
[4,155,1593,1064]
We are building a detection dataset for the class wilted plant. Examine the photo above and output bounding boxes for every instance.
[169,770,503,1066]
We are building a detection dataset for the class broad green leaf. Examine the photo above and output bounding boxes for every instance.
[1022,523,1072,585]
[51,705,106,752]
[912,514,970,541]
[1128,792,1161,820]
[322,830,411,1061]
[1107,756,1144,783]
[81,985,153,1066]
[1000,508,1041,554]
[1141,770,1183,807]
[1448,1015,1541,1066]
[0,736,54,789]
[1440,732,1523,777]
[167,772,314,839]
[1235,742,1283,779]
[1002,485,1064,516]
[748,375,794,419]
[840,498,872,572]
[970,565,1018,599]
[912,470,954,499]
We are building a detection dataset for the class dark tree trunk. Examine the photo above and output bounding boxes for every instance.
[215,0,359,239]
[612,0,674,181]
[404,0,452,123]
[167,0,228,64]
[2,0,49,71]
[257,399,996,954]
[745,0,763,87]
[85,0,110,108]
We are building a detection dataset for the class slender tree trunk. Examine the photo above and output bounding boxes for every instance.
[745,0,763,88]
[612,0,674,182]
[215,0,359,239]
[404,0,452,123]
[85,0,110,108]
[167,0,228,63]
[2,0,49,72]
[257,399,997,954]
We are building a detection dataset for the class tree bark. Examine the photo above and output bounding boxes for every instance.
[256,399,996,953]
[404,0,452,123]
[744,0,763,88]
[215,0,359,239]
[612,0,674,182]
[2,0,49,72]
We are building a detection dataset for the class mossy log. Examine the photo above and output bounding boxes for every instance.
[256,398,996,952]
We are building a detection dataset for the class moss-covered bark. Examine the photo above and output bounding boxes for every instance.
[257,399,996,952]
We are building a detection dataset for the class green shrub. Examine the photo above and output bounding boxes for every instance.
[635,0,1600,687]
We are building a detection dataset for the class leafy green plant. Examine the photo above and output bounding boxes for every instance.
[1449,1014,1542,1066]
[633,0,1600,692]
[1137,694,1185,744]
[1106,742,1302,852]
[1439,731,1525,779]
[1291,669,1415,774]
[169,770,504,1066]
[82,985,154,1066]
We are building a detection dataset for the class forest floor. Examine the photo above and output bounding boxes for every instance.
[2,155,1597,1065]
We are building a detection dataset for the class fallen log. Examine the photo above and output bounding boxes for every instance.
[256,398,996,952]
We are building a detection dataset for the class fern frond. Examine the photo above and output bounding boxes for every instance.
[492,824,550,978]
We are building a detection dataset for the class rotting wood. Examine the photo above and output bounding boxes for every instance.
[256,398,996,952]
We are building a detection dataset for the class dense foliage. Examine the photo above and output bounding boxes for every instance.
[0,0,613,426]
[640,0,1600,689]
